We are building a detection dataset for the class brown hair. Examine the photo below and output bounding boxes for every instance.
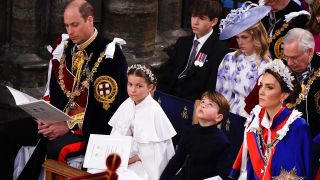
[127,63,157,86]
[264,69,301,104]
[235,22,271,62]
[307,2,320,35]
[65,0,94,21]
[201,91,230,122]
[191,0,223,20]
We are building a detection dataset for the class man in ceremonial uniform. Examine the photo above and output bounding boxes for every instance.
[0,0,127,179]
[282,28,320,138]
[41,0,127,162]
[261,0,310,59]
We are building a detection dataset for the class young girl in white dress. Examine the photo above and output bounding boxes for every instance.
[108,64,176,180]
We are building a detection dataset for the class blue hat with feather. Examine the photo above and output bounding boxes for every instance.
[219,1,271,40]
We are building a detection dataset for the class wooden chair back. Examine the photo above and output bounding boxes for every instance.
[43,153,121,180]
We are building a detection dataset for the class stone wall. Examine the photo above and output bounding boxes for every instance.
[0,0,189,122]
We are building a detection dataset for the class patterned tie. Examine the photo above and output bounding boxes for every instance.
[178,40,200,79]
[268,12,278,36]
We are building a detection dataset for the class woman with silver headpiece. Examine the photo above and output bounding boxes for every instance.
[216,2,271,118]
[229,59,314,179]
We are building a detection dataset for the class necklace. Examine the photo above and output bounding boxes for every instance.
[256,129,280,165]
[267,23,289,43]
[58,49,106,113]
[287,68,320,109]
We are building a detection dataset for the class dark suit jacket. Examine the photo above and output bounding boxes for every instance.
[158,33,228,101]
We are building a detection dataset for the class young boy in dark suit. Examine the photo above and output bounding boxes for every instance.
[160,91,232,180]
[158,0,229,101]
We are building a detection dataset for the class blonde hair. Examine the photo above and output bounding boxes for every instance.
[235,21,270,62]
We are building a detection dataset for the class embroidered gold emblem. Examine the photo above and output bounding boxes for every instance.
[181,106,189,119]
[274,36,284,59]
[273,167,304,180]
[94,76,118,110]
[315,90,320,114]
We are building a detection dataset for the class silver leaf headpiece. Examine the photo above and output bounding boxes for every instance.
[264,59,294,91]
[127,64,156,83]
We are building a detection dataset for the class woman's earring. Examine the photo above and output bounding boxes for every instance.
[280,99,284,104]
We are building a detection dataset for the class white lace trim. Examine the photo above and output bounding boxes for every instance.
[284,10,311,23]
[246,105,302,140]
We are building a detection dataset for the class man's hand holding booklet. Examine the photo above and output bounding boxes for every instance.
[6,86,70,123]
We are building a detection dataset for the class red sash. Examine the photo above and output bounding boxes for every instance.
[246,107,290,179]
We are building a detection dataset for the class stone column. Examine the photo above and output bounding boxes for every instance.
[158,0,189,46]
[48,0,69,41]
[8,0,48,93]
[158,0,182,31]
[103,0,158,58]
[0,1,7,46]
[11,0,41,53]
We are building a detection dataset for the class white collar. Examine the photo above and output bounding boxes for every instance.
[260,112,272,129]
[243,53,257,62]
[247,105,302,140]
[129,93,152,108]
[193,29,213,46]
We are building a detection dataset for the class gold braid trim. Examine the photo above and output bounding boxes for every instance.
[67,112,85,129]
[267,23,289,43]
[287,68,320,109]
[59,49,106,129]
[71,30,98,92]
[58,43,107,130]
[79,30,98,50]
[58,50,105,100]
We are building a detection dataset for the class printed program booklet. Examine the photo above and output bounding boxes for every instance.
[84,134,132,172]
[6,86,70,123]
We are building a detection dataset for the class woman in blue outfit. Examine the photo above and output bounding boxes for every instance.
[229,59,314,179]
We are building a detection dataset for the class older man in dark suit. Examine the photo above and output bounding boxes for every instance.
[158,0,228,101]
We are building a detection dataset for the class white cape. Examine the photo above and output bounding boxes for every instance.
[109,94,176,180]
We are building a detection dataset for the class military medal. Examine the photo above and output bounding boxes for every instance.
[194,52,207,67]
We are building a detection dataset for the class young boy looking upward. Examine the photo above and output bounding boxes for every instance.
[160,91,232,180]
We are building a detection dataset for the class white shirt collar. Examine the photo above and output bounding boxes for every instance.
[193,29,213,51]
[260,112,272,129]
